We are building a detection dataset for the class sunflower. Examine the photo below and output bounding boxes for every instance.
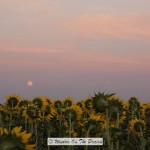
[5,94,20,110]
[0,126,35,150]
[82,111,90,119]
[19,99,31,109]
[32,96,49,111]
[0,105,4,125]
[54,100,63,109]
[54,100,63,117]
[83,96,96,115]
[92,113,102,120]
[108,97,125,113]
[84,114,104,129]
[142,103,150,119]
[81,114,103,137]
[44,97,52,105]
[130,119,145,134]
[0,104,5,114]
[22,106,41,123]
[84,96,93,109]
[92,92,115,113]
[76,101,84,108]
[41,106,51,120]
[63,97,73,108]
[63,105,82,121]
[108,97,126,122]
[50,105,57,116]
[41,105,56,120]
[128,97,141,110]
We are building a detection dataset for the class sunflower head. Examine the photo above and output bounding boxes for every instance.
[54,100,62,109]
[142,103,150,118]
[84,96,93,110]
[85,114,104,128]
[63,97,73,108]
[23,106,41,123]
[82,111,90,119]
[45,97,52,105]
[0,104,4,112]
[0,126,35,150]
[63,105,82,121]
[145,107,150,118]
[19,99,30,109]
[82,114,102,136]
[108,97,125,121]
[92,92,115,113]
[128,97,140,109]
[41,105,56,120]
[130,119,145,134]
[5,94,20,110]
[41,106,51,120]
[108,97,125,113]
[76,101,84,108]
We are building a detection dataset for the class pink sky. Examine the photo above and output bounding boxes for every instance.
[0,0,150,102]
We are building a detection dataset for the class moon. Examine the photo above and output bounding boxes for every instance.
[27,81,33,87]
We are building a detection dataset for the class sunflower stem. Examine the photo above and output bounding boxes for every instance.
[85,125,92,150]
[0,112,3,126]
[106,108,111,150]
[35,121,38,149]
[139,126,146,150]
[48,129,51,150]
[59,107,62,137]
[9,102,14,132]
[68,114,72,150]
[116,112,120,150]
[42,111,45,122]
[25,118,27,130]
[9,113,12,132]
[31,122,34,134]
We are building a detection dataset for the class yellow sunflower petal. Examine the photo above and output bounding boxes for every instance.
[22,133,32,144]
[25,144,35,150]
[3,128,8,134]
[0,127,3,135]
[11,126,22,135]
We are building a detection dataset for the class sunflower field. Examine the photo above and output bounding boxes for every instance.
[0,92,150,150]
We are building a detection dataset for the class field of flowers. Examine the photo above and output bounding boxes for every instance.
[0,92,150,150]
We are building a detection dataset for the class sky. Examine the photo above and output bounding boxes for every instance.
[0,0,150,102]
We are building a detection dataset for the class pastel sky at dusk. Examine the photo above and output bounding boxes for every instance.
[0,0,150,102]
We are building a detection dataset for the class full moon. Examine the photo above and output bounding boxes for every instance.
[27,81,33,87]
